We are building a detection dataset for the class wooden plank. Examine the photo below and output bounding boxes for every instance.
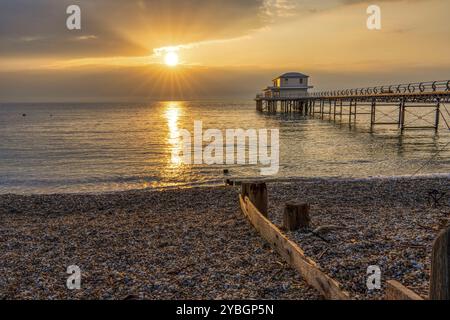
[385,280,424,300]
[239,195,351,300]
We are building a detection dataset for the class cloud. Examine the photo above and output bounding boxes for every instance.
[340,0,425,4]
[0,0,272,58]
[262,0,297,18]
[1,0,368,60]
[73,35,98,41]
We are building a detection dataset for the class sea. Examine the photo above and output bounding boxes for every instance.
[0,101,449,194]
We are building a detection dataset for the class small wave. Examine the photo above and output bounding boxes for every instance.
[218,172,450,186]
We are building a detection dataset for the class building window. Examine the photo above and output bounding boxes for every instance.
[299,78,303,84]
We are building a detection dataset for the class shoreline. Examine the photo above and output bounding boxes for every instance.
[1,175,449,299]
[2,172,450,197]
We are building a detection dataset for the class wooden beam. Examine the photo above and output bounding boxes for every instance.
[385,280,424,300]
[239,195,351,300]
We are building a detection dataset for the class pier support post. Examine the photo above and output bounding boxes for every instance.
[348,100,353,126]
[328,100,332,120]
[283,202,310,231]
[435,99,441,132]
[321,100,324,120]
[333,100,337,121]
[241,182,268,217]
[429,226,450,300]
[370,98,376,130]
[399,98,406,133]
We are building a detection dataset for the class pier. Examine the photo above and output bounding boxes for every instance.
[256,79,450,132]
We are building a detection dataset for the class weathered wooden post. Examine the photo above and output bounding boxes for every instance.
[241,182,251,199]
[283,202,310,231]
[241,182,268,217]
[429,226,450,300]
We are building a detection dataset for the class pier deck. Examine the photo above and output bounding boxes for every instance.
[256,80,450,132]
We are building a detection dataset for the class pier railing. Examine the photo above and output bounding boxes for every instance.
[310,80,450,97]
[256,80,450,100]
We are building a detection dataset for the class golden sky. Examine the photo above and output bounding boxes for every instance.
[1,0,449,101]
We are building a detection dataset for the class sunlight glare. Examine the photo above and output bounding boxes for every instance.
[164,52,179,67]
[165,104,182,165]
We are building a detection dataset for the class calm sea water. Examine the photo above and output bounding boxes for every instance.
[0,101,449,194]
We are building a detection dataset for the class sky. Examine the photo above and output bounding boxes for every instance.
[0,0,449,102]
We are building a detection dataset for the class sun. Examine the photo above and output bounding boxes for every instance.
[164,51,179,67]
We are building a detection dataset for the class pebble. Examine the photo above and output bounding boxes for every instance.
[1,176,448,300]
[0,186,320,300]
[269,176,449,299]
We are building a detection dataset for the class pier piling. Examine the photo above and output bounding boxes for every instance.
[255,80,450,133]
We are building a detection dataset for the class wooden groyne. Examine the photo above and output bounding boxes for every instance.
[386,227,450,300]
[239,182,450,300]
[256,80,450,132]
[239,182,350,300]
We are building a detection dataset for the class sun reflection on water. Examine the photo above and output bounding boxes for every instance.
[164,102,183,166]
